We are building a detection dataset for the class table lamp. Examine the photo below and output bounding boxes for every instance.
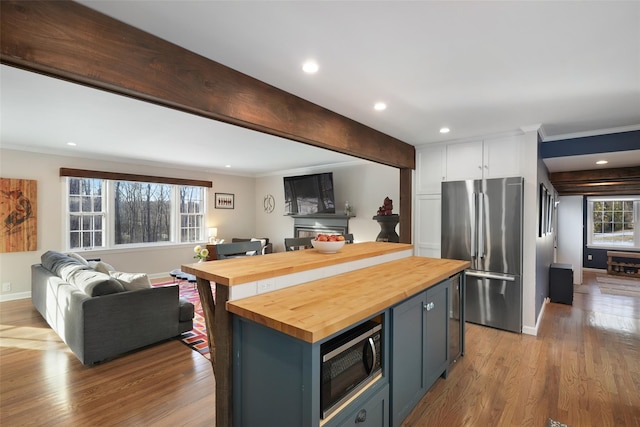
[208,227,218,243]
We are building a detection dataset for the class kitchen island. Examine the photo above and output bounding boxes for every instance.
[182,242,413,427]
[182,243,468,427]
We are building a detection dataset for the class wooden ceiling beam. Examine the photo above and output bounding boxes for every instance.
[0,0,415,170]
[550,166,640,196]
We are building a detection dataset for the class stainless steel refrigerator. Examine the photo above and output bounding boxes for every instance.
[441,177,523,333]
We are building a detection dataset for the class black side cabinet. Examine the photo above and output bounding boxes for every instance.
[549,263,574,305]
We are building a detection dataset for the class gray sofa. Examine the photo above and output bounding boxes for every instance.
[31,250,194,365]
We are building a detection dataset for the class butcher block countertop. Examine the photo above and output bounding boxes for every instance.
[227,256,469,343]
[182,241,412,286]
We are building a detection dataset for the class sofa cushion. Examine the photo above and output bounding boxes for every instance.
[109,271,151,291]
[41,250,86,277]
[65,268,124,296]
[41,251,123,296]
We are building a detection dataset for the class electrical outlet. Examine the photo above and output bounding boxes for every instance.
[588,254,593,261]
[2,282,11,292]
[257,281,274,294]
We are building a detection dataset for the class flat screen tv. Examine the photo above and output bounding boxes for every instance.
[284,172,335,215]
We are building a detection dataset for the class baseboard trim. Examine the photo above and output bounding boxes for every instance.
[0,291,31,302]
[523,297,551,336]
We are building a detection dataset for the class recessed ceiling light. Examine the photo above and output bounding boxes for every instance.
[596,160,608,165]
[225,164,231,168]
[440,127,450,134]
[66,142,77,146]
[302,60,319,74]
[374,102,386,111]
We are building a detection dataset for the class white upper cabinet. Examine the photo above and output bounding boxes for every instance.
[416,144,446,194]
[445,135,523,181]
[483,134,523,179]
[415,135,524,194]
[445,140,484,181]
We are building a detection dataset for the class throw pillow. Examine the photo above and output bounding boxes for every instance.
[93,261,116,274]
[251,238,267,255]
[67,252,89,266]
[109,271,151,291]
[251,237,267,248]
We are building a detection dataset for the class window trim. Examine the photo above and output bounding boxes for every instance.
[587,196,640,250]
[60,167,212,188]
[65,176,208,251]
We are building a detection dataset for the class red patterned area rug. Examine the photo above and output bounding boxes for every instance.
[153,280,212,360]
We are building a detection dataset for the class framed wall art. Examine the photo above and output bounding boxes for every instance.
[539,183,555,237]
[215,193,234,209]
[1,177,37,253]
[539,183,547,237]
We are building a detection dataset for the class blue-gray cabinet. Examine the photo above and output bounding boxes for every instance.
[233,315,389,427]
[390,278,451,427]
[390,290,426,427]
[424,280,450,389]
[323,383,389,427]
[232,274,460,427]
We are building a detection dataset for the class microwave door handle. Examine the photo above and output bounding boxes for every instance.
[364,337,376,375]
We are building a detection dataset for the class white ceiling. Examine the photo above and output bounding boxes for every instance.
[1,1,639,175]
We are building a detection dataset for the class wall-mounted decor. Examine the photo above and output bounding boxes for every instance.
[1,178,37,252]
[215,193,234,209]
[263,194,275,213]
[547,190,554,234]
[539,183,554,237]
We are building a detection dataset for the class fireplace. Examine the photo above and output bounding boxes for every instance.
[292,214,351,238]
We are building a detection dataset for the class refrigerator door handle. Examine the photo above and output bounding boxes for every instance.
[466,271,516,282]
[478,192,485,258]
[470,192,477,259]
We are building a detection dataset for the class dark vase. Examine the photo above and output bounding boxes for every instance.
[372,214,400,243]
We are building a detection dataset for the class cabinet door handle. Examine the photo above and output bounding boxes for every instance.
[355,409,367,423]
[425,302,434,311]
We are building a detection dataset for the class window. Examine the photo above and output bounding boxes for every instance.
[66,177,206,250]
[587,196,640,249]
[180,186,205,242]
[68,178,104,249]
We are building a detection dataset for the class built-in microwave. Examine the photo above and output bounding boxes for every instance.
[320,319,383,419]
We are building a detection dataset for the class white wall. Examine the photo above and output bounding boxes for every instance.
[255,161,399,252]
[0,149,256,300]
[520,128,542,335]
[557,196,583,284]
[1,149,398,300]
[533,155,556,328]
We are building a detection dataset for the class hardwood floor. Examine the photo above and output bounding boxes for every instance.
[1,270,638,426]
[0,298,216,426]
[402,270,640,427]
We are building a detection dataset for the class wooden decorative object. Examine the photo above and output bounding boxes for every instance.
[1,178,37,253]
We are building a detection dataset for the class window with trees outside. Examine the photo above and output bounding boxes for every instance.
[587,197,640,249]
[67,177,206,250]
